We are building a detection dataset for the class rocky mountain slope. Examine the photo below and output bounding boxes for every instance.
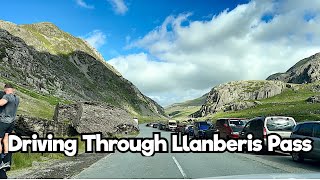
[191,80,289,117]
[267,52,320,83]
[0,20,165,117]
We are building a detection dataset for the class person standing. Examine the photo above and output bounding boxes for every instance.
[0,84,19,171]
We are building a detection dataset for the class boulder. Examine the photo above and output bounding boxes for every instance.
[54,102,137,137]
[306,95,320,103]
[14,115,70,137]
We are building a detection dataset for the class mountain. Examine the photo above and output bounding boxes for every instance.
[165,93,207,119]
[267,52,320,83]
[0,20,165,117]
[192,80,288,117]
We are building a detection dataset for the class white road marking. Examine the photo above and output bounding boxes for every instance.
[172,156,187,179]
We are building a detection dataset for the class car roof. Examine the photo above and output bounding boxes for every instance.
[217,118,246,120]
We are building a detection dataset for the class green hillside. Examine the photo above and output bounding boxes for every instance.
[165,94,207,120]
[168,82,320,122]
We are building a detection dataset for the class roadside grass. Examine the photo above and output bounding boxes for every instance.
[11,136,86,170]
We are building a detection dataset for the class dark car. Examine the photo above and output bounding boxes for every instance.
[216,118,246,139]
[176,124,186,132]
[193,121,213,138]
[158,123,166,130]
[204,123,218,139]
[181,125,194,136]
[152,123,159,128]
[290,121,320,162]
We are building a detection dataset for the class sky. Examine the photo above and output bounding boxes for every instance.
[1,0,320,107]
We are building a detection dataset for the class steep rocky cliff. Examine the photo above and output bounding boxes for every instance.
[267,52,320,83]
[0,20,165,117]
[192,80,288,117]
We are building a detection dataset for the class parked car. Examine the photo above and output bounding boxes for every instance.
[158,123,166,130]
[152,123,159,128]
[204,123,218,139]
[290,121,320,162]
[216,118,246,139]
[181,125,194,136]
[240,116,296,146]
[193,121,213,138]
[176,124,186,132]
[146,123,151,127]
[241,119,250,126]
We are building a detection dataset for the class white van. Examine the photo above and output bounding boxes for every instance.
[168,120,177,131]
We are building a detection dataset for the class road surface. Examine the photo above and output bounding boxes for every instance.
[75,125,320,178]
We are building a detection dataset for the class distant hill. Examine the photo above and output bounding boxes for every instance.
[267,52,320,83]
[0,20,166,117]
[165,94,207,120]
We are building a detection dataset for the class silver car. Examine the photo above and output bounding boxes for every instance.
[290,121,320,162]
[240,116,296,146]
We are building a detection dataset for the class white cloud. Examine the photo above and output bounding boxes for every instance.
[82,30,106,49]
[107,0,128,15]
[109,0,320,106]
[75,0,94,9]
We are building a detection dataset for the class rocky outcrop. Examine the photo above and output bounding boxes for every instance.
[54,102,138,137]
[222,101,262,112]
[267,52,320,84]
[192,80,287,117]
[14,115,72,137]
[306,95,320,103]
[0,21,166,117]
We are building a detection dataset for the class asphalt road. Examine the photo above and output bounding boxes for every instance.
[75,125,320,179]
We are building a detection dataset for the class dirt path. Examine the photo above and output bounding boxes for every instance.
[8,153,107,179]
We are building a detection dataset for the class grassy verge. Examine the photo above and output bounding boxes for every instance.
[11,136,86,170]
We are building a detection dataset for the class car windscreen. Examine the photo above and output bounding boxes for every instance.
[169,122,176,126]
[266,117,295,131]
[229,124,244,132]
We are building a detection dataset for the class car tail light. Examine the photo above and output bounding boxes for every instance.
[263,127,267,138]
[231,132,239,138]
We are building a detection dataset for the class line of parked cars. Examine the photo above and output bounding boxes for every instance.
[147,116,320,163]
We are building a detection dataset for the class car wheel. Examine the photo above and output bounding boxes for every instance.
[292,152,304,162]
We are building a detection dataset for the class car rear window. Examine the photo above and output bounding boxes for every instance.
[266,117,295,131]
[229,120,245,126]
[197,122,210,130]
